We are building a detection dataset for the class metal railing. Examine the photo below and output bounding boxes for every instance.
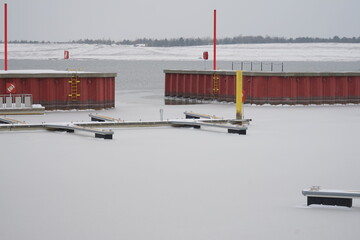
[231,61,284,72]
[0,94,33,109]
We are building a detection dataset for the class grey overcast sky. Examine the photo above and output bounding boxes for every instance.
[1,0,359,42]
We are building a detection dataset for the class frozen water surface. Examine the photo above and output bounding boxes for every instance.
[1,89,360,240]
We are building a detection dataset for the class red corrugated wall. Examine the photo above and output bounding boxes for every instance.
[0,74,116,110]
[164,70,360,105]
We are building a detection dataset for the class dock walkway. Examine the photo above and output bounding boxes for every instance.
[302,186,360,207]
[0,113,251,139]
[45,124,114,139]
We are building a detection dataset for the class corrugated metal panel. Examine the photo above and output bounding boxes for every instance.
[199,74,205,99]
[348,76,359,103]
[0,74,115,110]
[205,74,213,100]
[309,77,322,104]
[164,70,360,105]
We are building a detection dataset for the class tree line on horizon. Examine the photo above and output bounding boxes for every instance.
[4,35,360,46]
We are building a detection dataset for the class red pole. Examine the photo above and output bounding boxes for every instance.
[4,3,8,71]
[213,9,216,70]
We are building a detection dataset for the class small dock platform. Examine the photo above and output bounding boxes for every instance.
[184,111,222,119]
[0,116,26,124]
[302,186,360,208]
[45,124,114,139]
[184,111,252,125]
[171,120,247,135]
[89,113,121,122]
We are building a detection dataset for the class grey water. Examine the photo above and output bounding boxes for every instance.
[7,59,360,91]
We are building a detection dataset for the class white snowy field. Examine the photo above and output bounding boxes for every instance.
[4,42,360,61]
[1,89,360,240]
[1,42,360,239]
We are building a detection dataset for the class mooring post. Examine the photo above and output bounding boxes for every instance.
[160,109,164,121]
[4,3,8,71]
[213,9,217,70]
[236,71,243,120]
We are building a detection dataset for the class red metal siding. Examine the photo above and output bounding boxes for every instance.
[296,77,309,104]
[218,75,226,101]
[204,75,212,100]
[198,74,203,99]
[0,74,115,110]
[309,77,322,104]
[175,74,180,97]
[189,75,195,98]
[166,74,172,97]
[348,76,360,103]
[164,71,360,105]
[184,74,191,98]
[335,76,348,104]
[254,76,269,104]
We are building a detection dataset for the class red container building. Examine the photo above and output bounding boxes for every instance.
[164,70,360,105]
[0,70,116,110]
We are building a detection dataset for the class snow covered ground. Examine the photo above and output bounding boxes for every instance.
[0,43,360,239]
[1,88,360,240]
[6,42,360,61]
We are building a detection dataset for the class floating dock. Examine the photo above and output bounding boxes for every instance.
[0,70,116,110]
[0,113,250,139]
[302,186,360,208]
[164,70,360,105]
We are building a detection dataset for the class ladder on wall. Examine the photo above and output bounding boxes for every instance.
[68,74,80,101]
[213,73,219,95]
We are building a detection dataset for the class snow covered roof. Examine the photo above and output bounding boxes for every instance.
[163,69,360,76]
[0,69,117,78]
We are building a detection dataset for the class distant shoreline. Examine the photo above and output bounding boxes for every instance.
[3,35,360,47]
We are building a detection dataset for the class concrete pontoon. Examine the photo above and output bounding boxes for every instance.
[302,186,360,208]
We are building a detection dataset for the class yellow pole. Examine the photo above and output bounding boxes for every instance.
[236,70,243,120]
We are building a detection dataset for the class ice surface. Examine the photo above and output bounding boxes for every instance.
[1,89,360,240]
[0,43,360,239]
[4,42,360,61]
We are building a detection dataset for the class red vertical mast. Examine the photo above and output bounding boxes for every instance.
[4,3,8,71]
[213,9,216,70]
